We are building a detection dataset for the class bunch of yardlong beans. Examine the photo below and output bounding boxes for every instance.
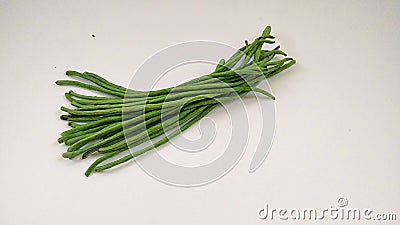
[56,26,296,176]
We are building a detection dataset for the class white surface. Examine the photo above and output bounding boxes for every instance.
[1,0,399,224]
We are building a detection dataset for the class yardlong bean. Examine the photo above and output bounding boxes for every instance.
[56,26,296,176]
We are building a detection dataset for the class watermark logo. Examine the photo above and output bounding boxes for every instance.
[337,196,348,208]
[258,197,397,221]
[122,41,276,187]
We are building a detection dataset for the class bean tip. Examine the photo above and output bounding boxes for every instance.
[60,115,69,120]
[66,70,82,76]
[60,106,69,112]
[62,152,72,158]
[57,137,64,143]
[261,26,272,38]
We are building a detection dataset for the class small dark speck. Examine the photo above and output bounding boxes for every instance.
[91,34,96,38]
[54,66,57,68]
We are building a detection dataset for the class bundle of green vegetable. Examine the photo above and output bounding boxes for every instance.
[57,26,295,176]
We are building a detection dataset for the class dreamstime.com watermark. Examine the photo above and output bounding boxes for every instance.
[258,197,397,221]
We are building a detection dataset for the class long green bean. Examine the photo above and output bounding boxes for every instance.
[56,26,296,176]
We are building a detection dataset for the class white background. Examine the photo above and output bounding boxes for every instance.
[1,0,399,224]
